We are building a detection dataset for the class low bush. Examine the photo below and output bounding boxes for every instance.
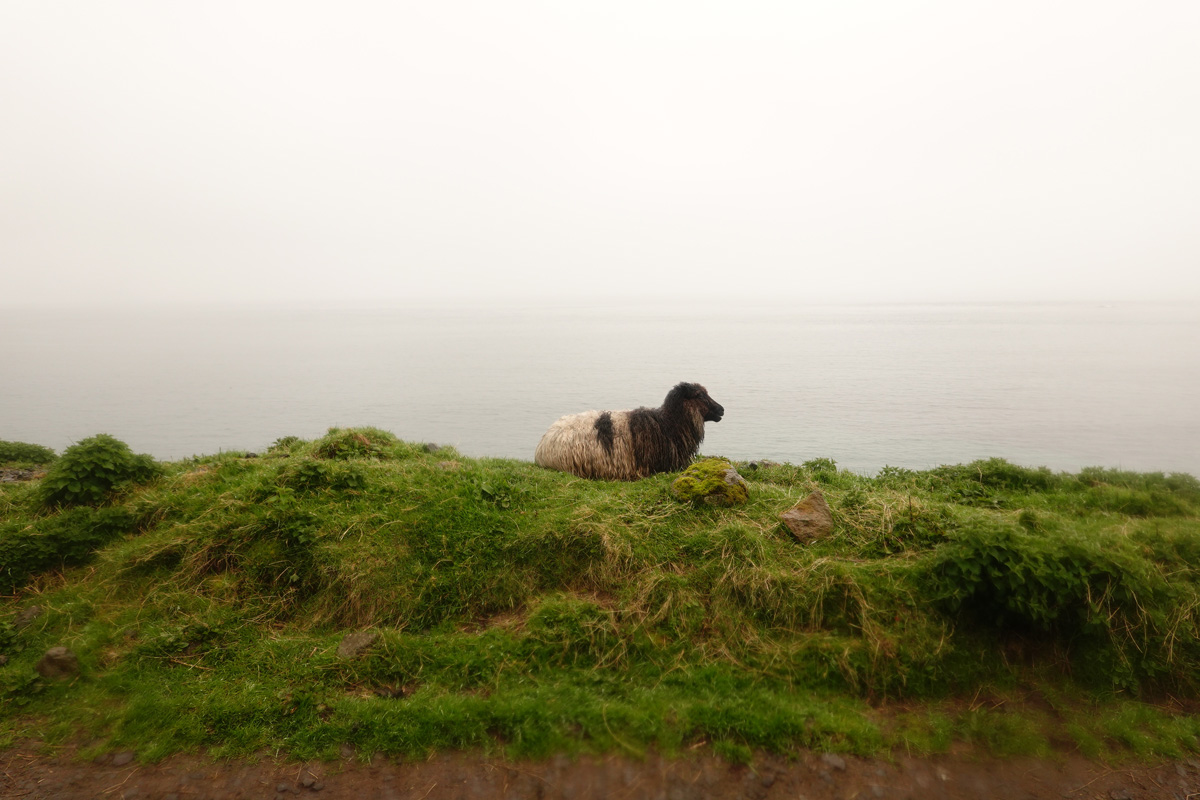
[35,434,160,509]
[0,506,136,592]
[926,519,1199,690]
[0,440,56,466]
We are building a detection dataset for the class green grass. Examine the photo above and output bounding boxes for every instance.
[2,431,1200,763]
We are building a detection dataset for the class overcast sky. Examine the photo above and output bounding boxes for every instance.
[2,1,1198,308]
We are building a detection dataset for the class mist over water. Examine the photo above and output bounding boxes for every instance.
[3,303,1198,476]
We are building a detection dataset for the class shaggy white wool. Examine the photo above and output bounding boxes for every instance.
[534,409,644,481]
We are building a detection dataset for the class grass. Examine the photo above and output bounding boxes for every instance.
[2,430,1200,763]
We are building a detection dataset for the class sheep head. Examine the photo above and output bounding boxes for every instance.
[666,382,724,423]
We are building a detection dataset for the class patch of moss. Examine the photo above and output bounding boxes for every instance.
[671,459,749,507]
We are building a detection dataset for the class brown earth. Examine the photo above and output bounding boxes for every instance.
[3,745,1200,800]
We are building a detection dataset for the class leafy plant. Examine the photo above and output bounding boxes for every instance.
[274,460,367,493]
[0,440,56,466]
[311,427,416,461]
[0,506,136,592]
[35,434,160,509]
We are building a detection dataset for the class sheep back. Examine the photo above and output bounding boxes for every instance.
[534,409,644,480]
[534,387,716,480]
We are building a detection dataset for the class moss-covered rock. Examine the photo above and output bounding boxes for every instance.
[671,459,749,507]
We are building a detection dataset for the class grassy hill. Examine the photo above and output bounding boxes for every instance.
[2,429,1200,764]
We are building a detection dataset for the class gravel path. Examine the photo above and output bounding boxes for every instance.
[4,746,1200,800]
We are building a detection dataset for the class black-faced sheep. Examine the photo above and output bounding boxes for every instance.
[534,382,724,480]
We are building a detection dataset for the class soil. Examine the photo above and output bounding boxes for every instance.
[3,745,1200,800]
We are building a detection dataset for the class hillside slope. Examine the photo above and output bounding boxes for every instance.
[3,429,1200,763]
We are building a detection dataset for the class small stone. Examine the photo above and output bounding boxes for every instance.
[277,783,292,793]
[14,605,43,629]
[1109,789,1133,800]
[759,772,776,787]
[244,452,259,459]
[337,631,379,660]
[781,490,833,543]
[312,782,325,792]
[340,744,355,760]
[111,751,135,766]
[936,766,950,782]
[820,753,846,771]
[871,786,884,798]
[423,443,440,453]
[35,646,79,678]
[300,775,316,788]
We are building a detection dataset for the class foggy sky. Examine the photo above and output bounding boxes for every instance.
[3,1,1198,308]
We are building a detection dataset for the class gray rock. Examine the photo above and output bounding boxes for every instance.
[781,491,833,543]
[277,783,292,793]
[312,782,325,791]
[337,631,379,660]
[15,605,43,629]
[111,751,135,766]
[35,646,79,678]
[423,443,440,453]
[300,775,316,788]
[819,753,846,771]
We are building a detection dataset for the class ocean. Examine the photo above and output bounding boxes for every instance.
[3,302,1198,476]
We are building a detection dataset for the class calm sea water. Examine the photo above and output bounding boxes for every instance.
[3,303,1198,476]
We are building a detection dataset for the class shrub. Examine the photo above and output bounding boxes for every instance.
[313,427,402,460]
[0,506,136,592]
[274,460,368,493]
[35,434,161,509]
[0,440,56,466]
[925,519,1198,690]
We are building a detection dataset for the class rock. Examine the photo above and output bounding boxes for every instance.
[781,491,833,543]
[337,631,379,660]
[671,459,749,507]
[312,782,325,791]
[819,753,846,771]
[111,751,135,766]
[15,605,43,629]
[0,468,43,483]
[423,443,440,453]
[35,646,79,678]
[277,783,292,793]
[300,775,316,788]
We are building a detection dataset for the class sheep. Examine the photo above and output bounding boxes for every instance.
[534,382,724,480]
